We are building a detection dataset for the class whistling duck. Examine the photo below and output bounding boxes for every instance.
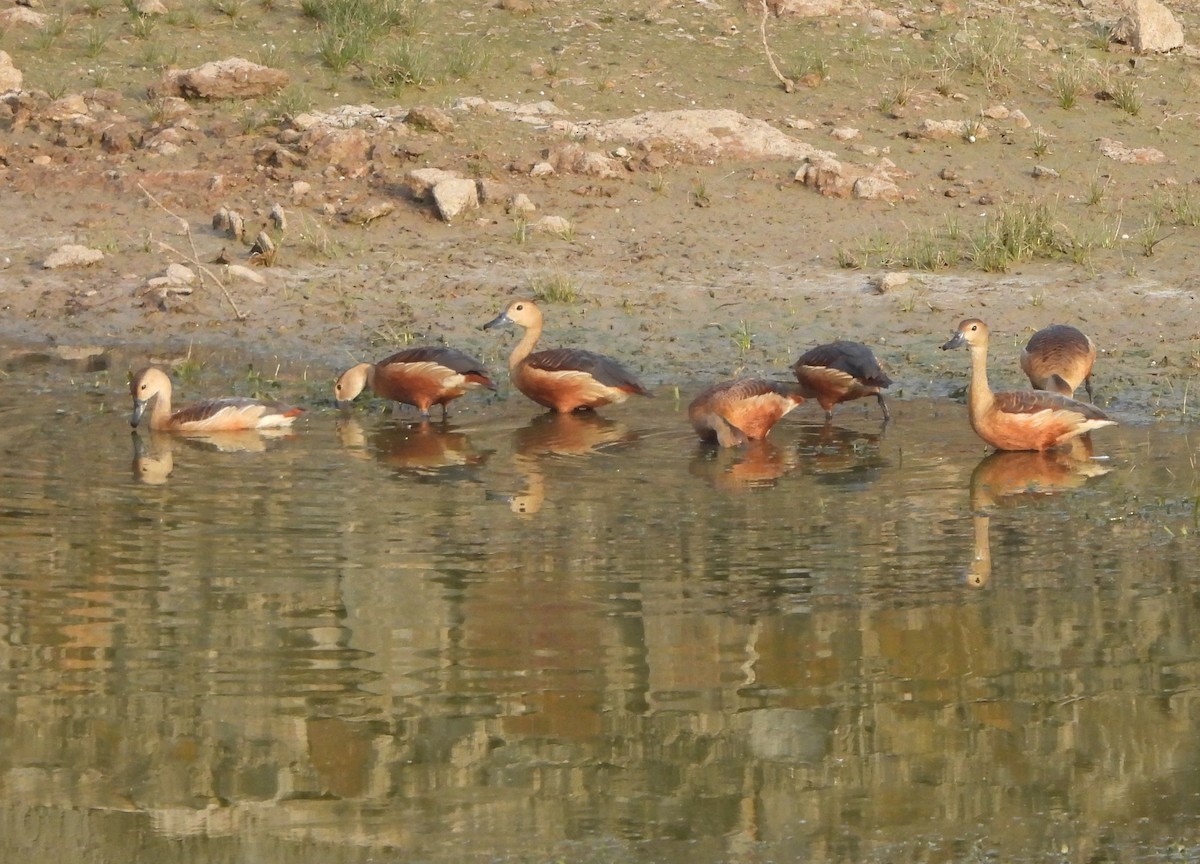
[129,366,304,433]
[940,318,1115,451]
[334,346,496,419]
[792,341,893,422]
[482,299,652,413]
[1020,324,1097,400]
[688,378,806,447]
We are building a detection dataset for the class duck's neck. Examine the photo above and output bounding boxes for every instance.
[148,390,173,430]
[509,320,542,370]
[967,343,994,415]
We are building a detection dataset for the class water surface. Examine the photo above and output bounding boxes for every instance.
[1,367,1198,863]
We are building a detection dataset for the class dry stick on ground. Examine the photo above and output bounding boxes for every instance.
[759,0,794,93]
[138,183,247,320]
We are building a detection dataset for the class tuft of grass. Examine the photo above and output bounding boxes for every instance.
[940,16,1020,91]
[969,199,1063,272]
[268,86,314,123]
[83,25,113,58]
[731,320,754,355]
[1031,128,1051,158]
[129,12,159,40]
[1050,62,1086,110]
[689,178,710,208]
[317,28,370,74]
[370,38,434,88]
[1108,76,1141,116]
[531,273,579,304]
[1085,170,1109,207]
[512,218,528,246]
[446,35,490,81]
[788,49,829,84]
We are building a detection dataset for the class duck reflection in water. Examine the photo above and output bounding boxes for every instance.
[793,421,887,489]
[489,412,638,516]
[966,436,1111,588]
[689,437,800,492]
[131,427,295,485]
[336,416,490,479]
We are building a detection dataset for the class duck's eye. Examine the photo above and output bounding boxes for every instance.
[515,303,524,311]
[969,324,978,332]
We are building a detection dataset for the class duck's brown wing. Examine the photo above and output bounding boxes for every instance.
[796,341,892,388]
[993,390,1110,421]
[379,346,495,389]
[528,348,650,394]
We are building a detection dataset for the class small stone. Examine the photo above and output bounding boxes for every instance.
[431,178,479,223]
[1032,165,1059,179]
[269,203,287,232]
[44,244,103,269]
[341,200,395,225]
[507,193,537,215]
[871,272,910,294]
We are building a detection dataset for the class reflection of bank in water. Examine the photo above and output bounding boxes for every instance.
[966,438,1112,588]
[491,412,639,516]
[131,427,295,485]
[335,417,490,479]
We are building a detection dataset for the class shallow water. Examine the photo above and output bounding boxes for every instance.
[1,366,1199,864]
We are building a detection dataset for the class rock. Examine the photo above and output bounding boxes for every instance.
[913,118,989,141]
[249,231,276,265]
[1032,165,1060,179]
[100,122,143,153]
[212,208,247,241]
[1097,137,1166,164]
[406,167,460,199]
[269,203,287,232]
[981,105,1009,120]
[530,162,555,177]
[0,7,45,28]
[507,193,537,214]
[1114,0,1183,53]
[476,178,510,206]
[546,143,622,178]
[432,178,479,223]
[44,244,103,269]
[0,51,22,93]
[291,180,311,200]
[830,127,859,141]
[143,263,196,302]
[341,200,395,225]
[405,105,455,134]
[762,0,846,16]
[153,58,289,100]
[798,155,905,201]
[225,264,265,284]
[558,108,833,164]
[533,215,572,236]
[134,0,167,14]
[871,272,910,294]
[1009,109,1032,129]
[852,174,901,201]
[298,126,370,177]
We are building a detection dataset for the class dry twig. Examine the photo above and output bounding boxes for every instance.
[759,0,794,93]
[138,184,246,320]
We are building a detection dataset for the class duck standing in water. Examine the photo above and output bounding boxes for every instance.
[1020,324,1097,400]
[791,340,893,422]
[482,299,652,413]
[334,346,495,419]
[688,378,806,447]
[941,318,1115,451]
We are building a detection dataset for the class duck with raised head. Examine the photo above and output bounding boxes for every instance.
[482,299,652,413]
[791,340,893,422]
[334,346,495,419]
[129,366,304,433]
[688,378,806,447]
[941,318,1115,451]
[1020,324,1097,400]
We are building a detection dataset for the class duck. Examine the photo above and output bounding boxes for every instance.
[334,346,496,419]
[791,341,893,422]
[482,299,652,413]
[688,378,806,447]
[940,318,1115,451]
[1020,324,1097,400]
[129,366,304,433]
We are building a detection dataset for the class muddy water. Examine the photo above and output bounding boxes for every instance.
[1,366,1198,864]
